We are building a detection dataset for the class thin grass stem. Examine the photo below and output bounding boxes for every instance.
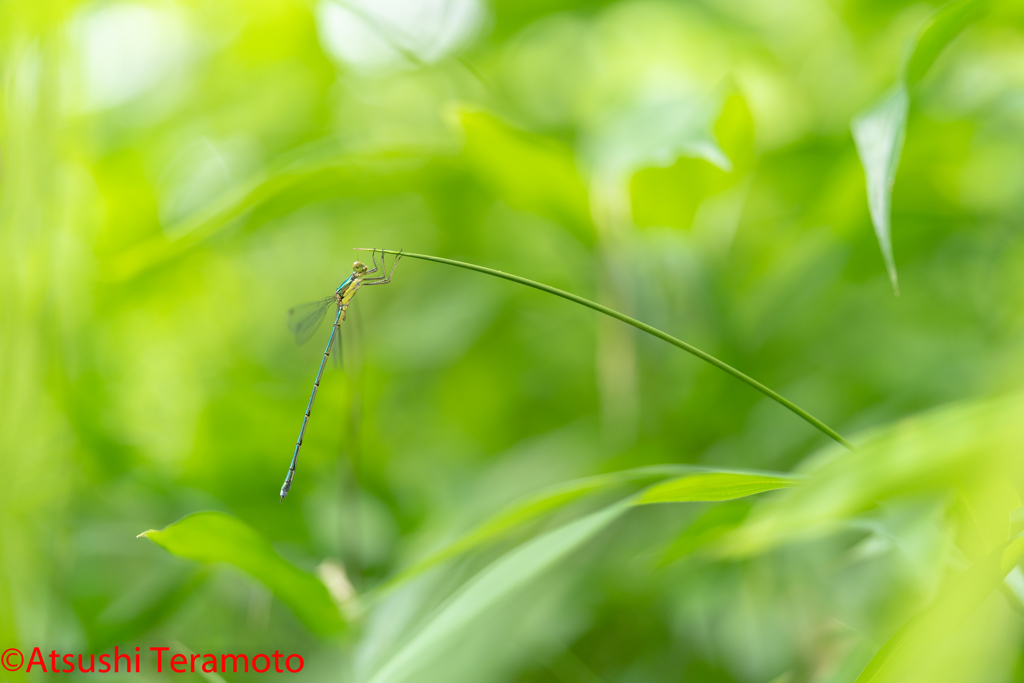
[355,248,856,451]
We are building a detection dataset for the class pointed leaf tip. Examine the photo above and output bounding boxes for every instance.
[852,87,908,296]
[635,472,800,505]
[851,0,990,296]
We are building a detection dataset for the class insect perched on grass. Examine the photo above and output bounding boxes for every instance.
[280,248,402,501]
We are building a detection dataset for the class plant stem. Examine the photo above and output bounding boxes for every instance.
[356,248,856,451]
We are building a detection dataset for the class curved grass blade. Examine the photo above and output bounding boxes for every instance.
[138,511,344,636]
[366,502,631,683]
[636,472,801,566]
[356,249,855,451]
[634,472,800,505]
[377,465,695,594]
[288,296,335,345]
[365,470,803,683]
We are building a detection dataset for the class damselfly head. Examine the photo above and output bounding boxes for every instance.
[353,261,367,274]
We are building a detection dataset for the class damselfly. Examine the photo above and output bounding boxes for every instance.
[280,248,402,501]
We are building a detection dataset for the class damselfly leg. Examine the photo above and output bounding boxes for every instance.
[363,249,382,276]
[363,248,402,286]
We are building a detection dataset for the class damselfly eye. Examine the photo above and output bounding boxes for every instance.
[353,261,365,272]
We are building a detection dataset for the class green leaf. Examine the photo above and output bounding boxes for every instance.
[952,479,1020,559]
[366,502,630,683]
[903,0,991,88]
[382,466,691,592]
[138,511,344,636]
[854,536,1024,683]
[365,468,803,682]
[852,0,990,295]
[719,394,1024,557]
[851,87,908,296]
[377,467,797,598]
[635,472,800,505]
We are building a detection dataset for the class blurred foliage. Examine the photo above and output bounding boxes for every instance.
[3,0,1024,681]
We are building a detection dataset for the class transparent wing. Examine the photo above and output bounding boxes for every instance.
[331,327,343,369]
[287,296,335,345]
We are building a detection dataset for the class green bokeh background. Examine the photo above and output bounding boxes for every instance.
[3,0,1024,681]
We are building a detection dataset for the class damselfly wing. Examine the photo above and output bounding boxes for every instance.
[287,296,335,345]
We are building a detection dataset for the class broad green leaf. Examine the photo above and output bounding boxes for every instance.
[635,472,800,505]
[458,108,594,242]
[719,394,1024,557]
[641,472,799,568]
[382,465,691,591]
[953,479,1020,558]
[139,511,344,636]
[851,87,908,296]
[854,535,1024,683]
[365,469,801,681]
[903,0,991,88]
[852,0,990,295]
[378,466,795,596]
[366,502,630,683]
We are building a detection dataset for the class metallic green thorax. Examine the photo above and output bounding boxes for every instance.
[334,261,369,320]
